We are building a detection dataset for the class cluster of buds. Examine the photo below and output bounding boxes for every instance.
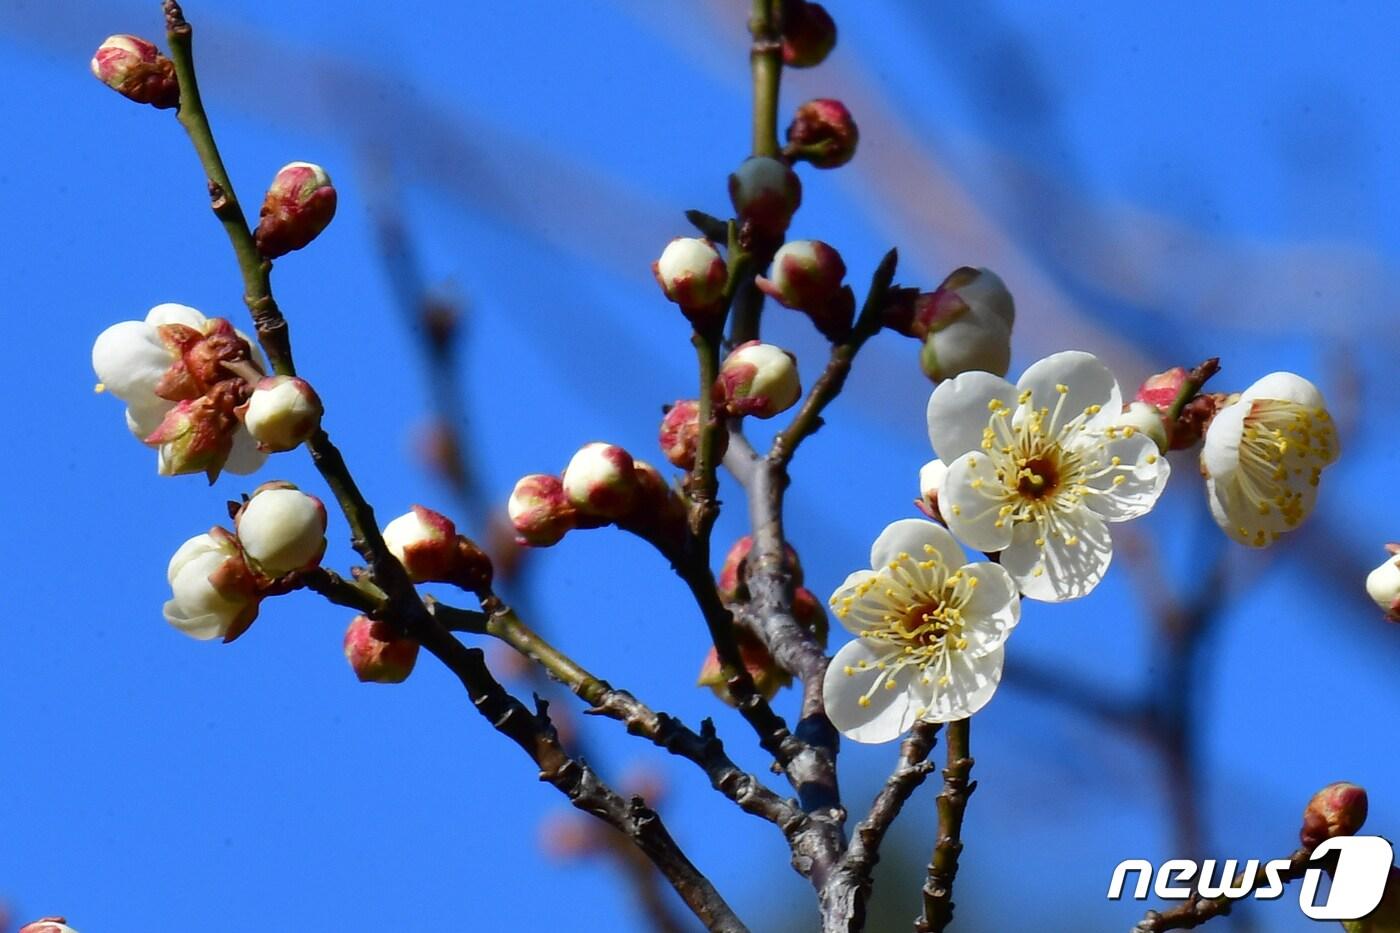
[653,237,728,325]
[253,162,338,258]
[659,399,729,470]
[883,267,1015,381]
[715,342,801,419]
[343,615,419,683]
[757,240,854,340]
[1132,362,1226,452]
[162,483,329,642]
[786,99,859,169]
[1367,544,1400,622]
[382,505,493,594]
[509,444,686,550]
[780,0,837,68]
[729,157,802,250]
[93,304,326,478]
[90,35,178,109]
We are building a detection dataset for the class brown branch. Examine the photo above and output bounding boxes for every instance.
[821,723,942,932]
[915,718,975,933]
[1131,848,1312,932]
[160,6,745,928]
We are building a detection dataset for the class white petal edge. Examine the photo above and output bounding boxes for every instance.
[1001,511,1113,602]
[823,639,918,744]
[926,370,1017,462]
[869,518,966,573]
[1014,350,1121,437]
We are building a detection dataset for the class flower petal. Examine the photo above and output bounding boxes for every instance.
[829,569,881,636]
[957,562,1021,657]
[1076,430,1170,522]
[910,645,1004,724]
[1001,510,1113,602]
[162,601,226,640]
[1014,350,1121,437]
[940,452,1016,553]
[1201,397,1248,483]
[223,428,269,476]
[926,370,1017,462]
[145,302,208,329]
[92,321,173,403]
[1205,474,1307,548]
[1240,372,1325,408]
[869,518,966,573]
[126,396,174,439]
[823,639,918,744]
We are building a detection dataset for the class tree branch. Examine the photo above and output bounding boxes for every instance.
[1131,848,1312,932]
[915,718,974,933]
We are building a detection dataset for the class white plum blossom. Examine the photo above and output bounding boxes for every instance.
[928,351,1170,602]
[1201,372,1339,548]
[163,528,260,641]
[91,303,267,476]
[241,375,322,451]
[823,519,1020,743]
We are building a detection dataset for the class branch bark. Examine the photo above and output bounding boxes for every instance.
[915,718,975,933]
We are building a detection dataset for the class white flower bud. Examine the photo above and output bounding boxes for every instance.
[716,341,801,419]
[562,443,639,518]
[653,237,727,312]
[20,918,83,933]
[919,310,1012,382]
[235,484,327,577]
[508,474,576,546]
[241,375,323,451]
[1366,551,1400,620]
[917,458,947,519]
[163,529,260,641]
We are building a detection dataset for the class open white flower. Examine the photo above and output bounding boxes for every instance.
[928,351,1170,602]
[822,519,1020,743]
[1201,372,1338,547]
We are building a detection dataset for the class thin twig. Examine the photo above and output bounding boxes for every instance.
[1131,848,1313,932]
[915,718,975,933]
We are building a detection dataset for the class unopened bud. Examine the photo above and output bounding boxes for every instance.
[780,1,837,68]
[253,162,337,258]
[697,633,792,704]
[919,311,1012,381]
[1137,367,1188,410]
[382,505,491,590]
[716,341,801,419]
[240,375,322,451]
[916,458,947,520]
[653,237,727,318]
[1135,366,1224,450]
[1367,547,1400,622]
[717,535,803,602]
[234,482,327,578]
[163,527,261,642]
[1301,781,1368,849]
[757,239,846,310]
[562,443,639,519]
[786,99,859,168]
[343,615,419,683]
[508,474,576,547]
[19,919,80,933]
[729,156,802,241]
[660,400,714,470]
[144,386,245,481]
[618,459,687,544]
[90,35,178,108]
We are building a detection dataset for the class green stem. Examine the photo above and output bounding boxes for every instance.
[749,0,783,157]
[1165,357,1221,422]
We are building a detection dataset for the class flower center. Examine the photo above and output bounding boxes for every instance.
[1231,399,1338,535]
[1016,455,1060,500]
[898,600,950,646]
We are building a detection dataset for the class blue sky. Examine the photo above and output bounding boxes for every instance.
[3,2,1400,930]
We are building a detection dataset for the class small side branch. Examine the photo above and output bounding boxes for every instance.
[915,718,975,933]
[1131,848,1312,932]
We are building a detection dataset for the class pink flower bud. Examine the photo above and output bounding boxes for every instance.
[1135,365,1224,450]
[234,483,327,578]
[780,1,837,68]
[19,918,80,933]
[240,375,322,451]
[508,474,577,547]
[697,633,792,704]
[343,615,420,684]
[617,459,687,544]
[1301,781,1368,849]
[658,399,729,470]
[253,162,337,258]
[1366,547,1400,622]
[757,239,846,310]
[717,535,803,602]
[786,99,859,168]
[916,458,947,520]
[561,443,639,519]
[90,35,178,108]
[163,527,261,642]
[729,156,802,240]
[1137,367,1189,410]
[381,505,492,590]
[144,383,247,481]
[653,237,727,316]
[716,341,801,419]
